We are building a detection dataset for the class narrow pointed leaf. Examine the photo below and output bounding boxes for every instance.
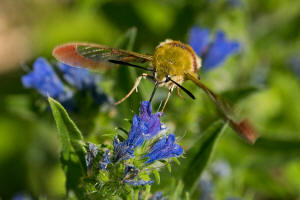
[173,157,181,165]
[221,85,261,103]
[167,163,172,173]
[182,120,227,192]
[170,181,184,200]
[114,27,137,51]
[144,185,151,200]
[49,97,87,170]
[49,97,87,198]
[152,169,160,184]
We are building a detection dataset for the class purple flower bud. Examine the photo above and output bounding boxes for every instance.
[145,134,183,164]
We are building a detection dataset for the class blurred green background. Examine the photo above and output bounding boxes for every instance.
[1,0,300,199]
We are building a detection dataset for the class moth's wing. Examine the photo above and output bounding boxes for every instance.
[185,72,258,144]
[52,42,153,70]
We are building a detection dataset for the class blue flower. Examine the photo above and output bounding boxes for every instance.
[189,26,240,71]
[189,26,211,56]
[199,176,214,200]
[126,101,162,147]
[226,0,242,7]
[113,137,135,162]
[145,134,183,164]
[12,193,32,200]
[85,142,99,168]
[122,165,139,180]
[150,192,166,200]
[113,101,162,162]
[58,63,112,105]
[99,150,111,170]
[287,55,300,80]
[22,58,73,103]
[123,179,154,186]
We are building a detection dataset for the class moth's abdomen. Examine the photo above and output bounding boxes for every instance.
[152,40,200,82]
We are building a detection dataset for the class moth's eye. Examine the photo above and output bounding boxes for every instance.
[165,75,171,82]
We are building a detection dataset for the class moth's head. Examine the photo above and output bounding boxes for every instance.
[152,39,201,84]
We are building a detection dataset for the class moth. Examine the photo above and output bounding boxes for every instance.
[53,39,258,144]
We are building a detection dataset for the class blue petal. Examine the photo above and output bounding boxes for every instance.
[122,165,139,180]
[58,63,101,90]
[126,101,162,147]
[12,193,32,200]
[21,58,73,103]
[85,142,99,168]
[99,150,111,170]
[203,31,240,70]
[188,26,211,55]
[150,192,166,200]
[145,134,183,163]
[58,62,112,105]
[123,179,154,186]
[113,101,163,162]
[113,137,134,163]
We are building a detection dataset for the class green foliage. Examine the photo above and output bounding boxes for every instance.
[49,97,87,198]
[182,121,227,193]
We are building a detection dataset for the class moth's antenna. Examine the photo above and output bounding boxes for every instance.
[109,60,155,72]
[149,82,159,102]
[166,76,195,100]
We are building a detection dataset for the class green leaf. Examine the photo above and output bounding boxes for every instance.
[185,192,190,200]
[173,157,181,165]
[182,120,227,193]
[152,169,160,184]
[167,163,172,173]
[134,189,139,200]
[254,136,300,154]
[49,97,86,169]
[221,85,261,103]
[48,97,87,197]
[144,185,151,200]
[114,27,137,51]
[170,181,184,200]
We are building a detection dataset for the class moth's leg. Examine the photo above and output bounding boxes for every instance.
[177,87,185,100]
[161,85,175,113]
[114,73,148,105]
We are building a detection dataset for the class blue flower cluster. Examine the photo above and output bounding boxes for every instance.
[86,101,183,187]
[22,57,111,109]
[113,101,163,163]
[189,26,240,71]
